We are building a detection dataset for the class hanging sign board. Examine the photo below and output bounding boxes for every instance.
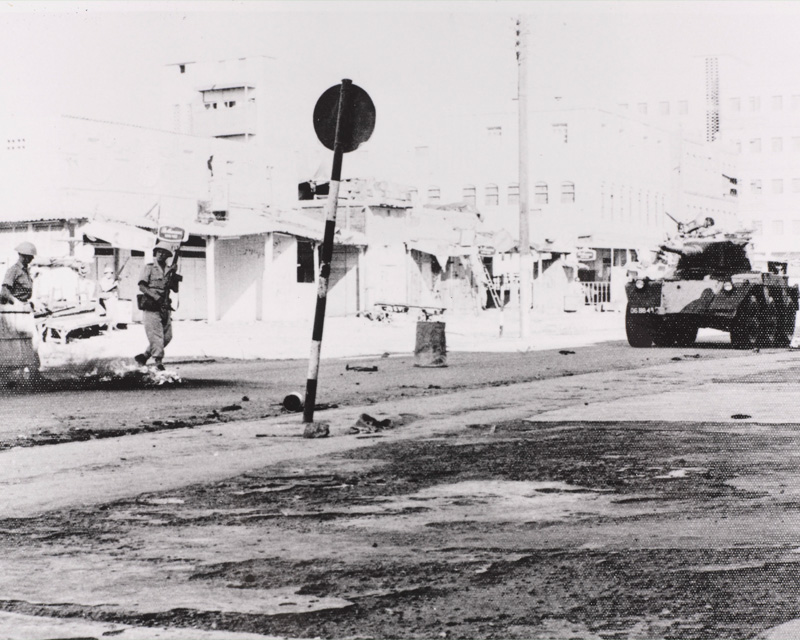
[575,248,596,261]
[157,226,188,243]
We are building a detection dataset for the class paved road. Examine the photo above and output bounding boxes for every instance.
[3,341,800,639]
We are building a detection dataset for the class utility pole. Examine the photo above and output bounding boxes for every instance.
[517,16,532,339]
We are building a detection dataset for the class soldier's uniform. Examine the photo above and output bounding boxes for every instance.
[1,260,33,303]
[136,245,179,368]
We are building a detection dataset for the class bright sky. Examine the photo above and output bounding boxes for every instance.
[2,1,800,150]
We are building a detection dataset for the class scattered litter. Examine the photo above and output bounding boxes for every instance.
[731,413,752,420]
[671,357,682,361]
[221,404,242,412]
[346,364,378,372]
[315,402,339,411]
[303,422,329,439]
[349,413,393,434]
[242,395,250,402]
[683,354,701,359]
[427,384,441,389]
[559,350,575,355]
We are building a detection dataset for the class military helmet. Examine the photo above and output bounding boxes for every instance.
[152,241,173,257]
[15,241,37,257]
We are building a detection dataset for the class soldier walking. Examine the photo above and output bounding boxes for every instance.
[135,242,180,371]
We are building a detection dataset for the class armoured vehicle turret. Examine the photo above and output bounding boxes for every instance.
[625,216,799,348]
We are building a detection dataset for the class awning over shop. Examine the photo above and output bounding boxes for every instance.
[406,239,473,269]
[81,219,156,252]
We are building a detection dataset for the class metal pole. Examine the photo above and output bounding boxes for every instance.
[303,79,351,424]
[517,16,532,338]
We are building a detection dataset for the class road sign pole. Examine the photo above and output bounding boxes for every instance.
[303,80,351,424]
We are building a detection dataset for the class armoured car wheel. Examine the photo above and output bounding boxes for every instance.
[776,303,796,348]
[760,300,780,348]
[731,293,762,349]
[625,304,653,347]
[650,317,696,347]
[651,318,674,347]
[672,321,698,347]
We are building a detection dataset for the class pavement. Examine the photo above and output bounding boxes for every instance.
[35,307,637,373]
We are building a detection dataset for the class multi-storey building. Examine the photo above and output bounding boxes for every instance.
[619,54,800,268]
[385,94,738,309]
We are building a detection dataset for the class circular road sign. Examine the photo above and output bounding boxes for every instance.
[313,82,376,153]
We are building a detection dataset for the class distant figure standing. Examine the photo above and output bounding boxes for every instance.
[135,242,180,371]
[0,242,41,377]
[98,265,119,330]
[0,242,36,306]
[75,262,95,305]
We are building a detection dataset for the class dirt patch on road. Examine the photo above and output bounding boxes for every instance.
[3,421,800,638]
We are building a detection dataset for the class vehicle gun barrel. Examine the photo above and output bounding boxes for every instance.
[659,243,703,257]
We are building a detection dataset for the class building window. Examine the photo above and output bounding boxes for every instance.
[773,95,783,110]
[637,102,648,115]
[750,179,762,194]
[561,181,576,203]
[462,185,476,205]
[752,220,763,234]
[772,178,784,194]
[729,97,741,112]
[793,95,800,110]
[733,140,742,153]
[485,184,499,206]
[793,178,800,193]
[618,103,629,111]
[750,138,762,153]
[534,182,548,205]
[552,123,568,143]
[507,183,519,205]
[427,186,441,203]
[296,241,316,283]
[772,137,783,152]
[486,126,502,137]
[749,96,761,112]
[659,101,670,115]
[792,219,800,235]
[772,220,785,235]
[794,137,800,152]
[678,100,689,115]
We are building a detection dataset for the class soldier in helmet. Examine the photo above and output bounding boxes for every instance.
[0,242,37,305]
[135,242,181,371]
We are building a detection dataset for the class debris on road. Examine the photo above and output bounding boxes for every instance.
[303,422,330,439]
[559,350,575,355]
[346,364,379,372]
[220,403,243,412]
[350,413,393,434]
[731,413,752,420]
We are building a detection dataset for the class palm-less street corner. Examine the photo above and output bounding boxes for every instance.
[4,313,800,640]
